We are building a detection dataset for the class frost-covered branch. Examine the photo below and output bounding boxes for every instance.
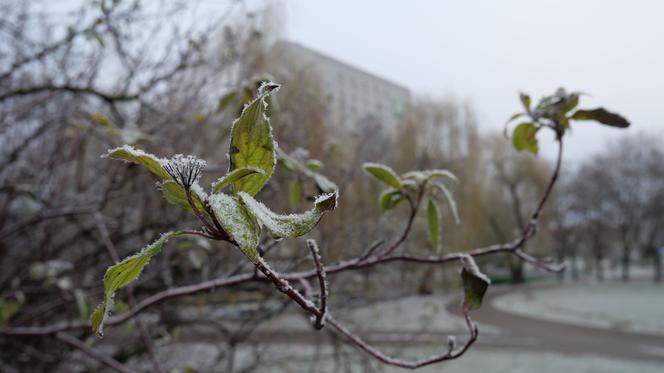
[307,240,328,329]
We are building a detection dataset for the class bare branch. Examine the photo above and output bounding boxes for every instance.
[307,239,328,329]
[55,332,130,373]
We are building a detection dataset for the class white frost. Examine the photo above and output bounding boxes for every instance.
[103,144,165,163]
[209,193,258,254]
[460,254,491,284]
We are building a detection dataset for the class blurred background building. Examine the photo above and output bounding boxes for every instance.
[269,41,410,136]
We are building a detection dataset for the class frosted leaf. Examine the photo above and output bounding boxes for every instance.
[401,170,428,183]
[159,180,206,212]
[104,145,170,180]
[460,254,490,310]
[258,80,281,94]
[429,182,460,224]
[90,231,181,336]
[209,193,260,262]
[362,162,402,189]
[239,191,338,239]
[460,254,491,284]
[305,159,323,171]
[378,188,404,211]
[402,169,458,184]
[190,181,209,201]
[424,169,458,183]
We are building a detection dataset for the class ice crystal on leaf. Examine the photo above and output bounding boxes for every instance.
[239,191,338,239]
[209,193,260,262]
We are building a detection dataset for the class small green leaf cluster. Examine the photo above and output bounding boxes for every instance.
[506,88,630,154]
[363,163,459,252]
[91,81,338,335]
[277,147,337,209]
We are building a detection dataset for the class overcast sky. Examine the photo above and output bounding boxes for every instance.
[282,0,663,162]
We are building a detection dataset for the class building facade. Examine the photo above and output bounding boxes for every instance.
[269,41,410,136]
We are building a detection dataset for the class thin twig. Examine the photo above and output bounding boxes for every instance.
[55,332,130,373]
[307,240,328,329]
[324,300,478,370]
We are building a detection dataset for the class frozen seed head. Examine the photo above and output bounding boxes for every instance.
[163,154,206,189]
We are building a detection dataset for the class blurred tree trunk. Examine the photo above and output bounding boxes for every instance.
[595,255,604,282]
[620,228,632,282]
[508,184,526,284]
[621,249,631,282]
[570,252,579,282]
[592,240,604,282]
[654,251,662,283]
[509,256,525,284]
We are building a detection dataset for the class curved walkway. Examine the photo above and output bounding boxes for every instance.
[446,284,664,363]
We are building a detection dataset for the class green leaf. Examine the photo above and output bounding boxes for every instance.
[379,188,405,211]
[505,112,525,124]
[429,182,460,224]
[401,170,427,183]
[90,231,181,336]
[289,179,302,208]
[363,163,402,189]
[212,167,266,193]
[401,169,456,186]
[74,289,89,320]
[460,256,490,310]
[105,145,170,180]
[228,83,280,196]
[209,193,260,262]
[92,112,119,136]
[217,91,238,113]
[305,159,323,171]
[512,122,540,154]
[160,181,206,212]
[425,169,458,183]
[504,113,525,138]
[427,198,441,252]
[239,191,338,239]
[560,93,579,114]
[519,93,531,113]
[571,108,630,128]
[92,112,111,127]
[276,146,338,193]
[0,297,21,326]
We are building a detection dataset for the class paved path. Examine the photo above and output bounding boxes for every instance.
[446,284,664,363]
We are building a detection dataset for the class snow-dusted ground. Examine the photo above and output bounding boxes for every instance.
[232,344,663,373]
[115,282,664,372]
[119,342,664,373]
[494,280,664,335]
[258,294,502,334]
